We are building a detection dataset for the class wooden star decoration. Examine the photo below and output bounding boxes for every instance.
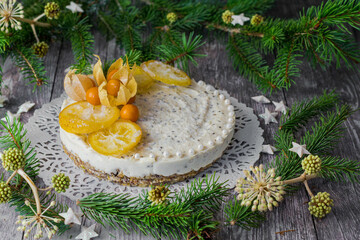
[66,1,84,13]
[259,108,278,124]
[289,142,311,157]
[75,224,99,240]
[251,95,271,103]
[273,100,288,114]
[261,144,278,155]
[231,13,250,26]
[59,208,81,225]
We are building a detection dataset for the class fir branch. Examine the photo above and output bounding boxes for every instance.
[10,46,47,90]
[158,32,206,72]
[303,104,353,155]
[227,34,274,93]
[279,91,338,132]
[320,156,360,183]
[78,174,229,239]
[66,17,95,74]
[270,40,302,90]
[224,196,265,230]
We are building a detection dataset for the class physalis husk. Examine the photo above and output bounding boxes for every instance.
[93,55,137,106]
[88,119,142,155]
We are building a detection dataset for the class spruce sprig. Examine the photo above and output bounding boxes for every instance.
[10,46,48,90]
[320,156,360,183]
[65,16,95,74]
[79,174,230,239]
[279,91,339,132]
[157,32,206,72]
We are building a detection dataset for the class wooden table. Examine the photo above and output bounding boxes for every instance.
[1,1,359,239]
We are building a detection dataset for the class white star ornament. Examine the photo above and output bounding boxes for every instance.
[259,108,278,124]
[289,142,311,158]
[75,224,99,240]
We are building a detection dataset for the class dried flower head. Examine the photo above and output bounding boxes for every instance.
[235,164,285,212]
[301,155,321,175]
[308,192,333,218]
[250,14,264,26]
[0,0,24,33]
[0,181,12,203]
[17,200,61,239]
[1,147,25,171]
[222,10,234,24]
[148,186,170,205]
[166,12,177,24]
[51,173,70,193]
[44,2,60,20]
[32,41,49,58]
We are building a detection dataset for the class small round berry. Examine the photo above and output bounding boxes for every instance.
[32,42,49,58]
[166,12,178,24]
[225,99,230,105]
[251,14,264,26]
[198,144,204,150]
[308,192,333,218]
[86,87,101,105]
[148,186,170,205]
[301,155,321,175]
[176,152,182,157]
[222,10,234,24]
[0,181,12,203]
[1,148,25,171]
[44,2,60,19]
[51,173,70,193]
[219,94,225,100]
[163,151,169,158]
[107,79,121,96]
[134,153,140,159]
[120,104,140,122]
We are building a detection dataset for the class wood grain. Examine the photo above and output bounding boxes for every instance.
[0,0,359,239]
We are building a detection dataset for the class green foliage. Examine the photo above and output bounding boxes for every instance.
[224,196,265,230]
[64,16,95,73]
[321,156,360,183]
[79,174,229,239]
[10,46,48,90]
[157,32,206,72]
[279,91,339,132]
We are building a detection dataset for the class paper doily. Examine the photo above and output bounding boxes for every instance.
[25,87,263,201]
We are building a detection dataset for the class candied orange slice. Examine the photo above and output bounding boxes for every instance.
[59,101,120,134]
[132,65,155,94]
[141,60,191,86]
[88,119,142,155]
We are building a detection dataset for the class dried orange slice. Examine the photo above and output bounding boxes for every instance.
[88,119,142,155]
[132,65,155,94]
[59,101,120,134]
[141,60,191,86]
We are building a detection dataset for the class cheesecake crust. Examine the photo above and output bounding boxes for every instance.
[63,143,216,187]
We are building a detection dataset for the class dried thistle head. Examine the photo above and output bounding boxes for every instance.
[235,164,285,212]
[0,0,24,33]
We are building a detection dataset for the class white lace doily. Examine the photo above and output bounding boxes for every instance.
[25,88,263,201]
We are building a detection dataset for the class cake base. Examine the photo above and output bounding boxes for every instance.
[63,144,217,187]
